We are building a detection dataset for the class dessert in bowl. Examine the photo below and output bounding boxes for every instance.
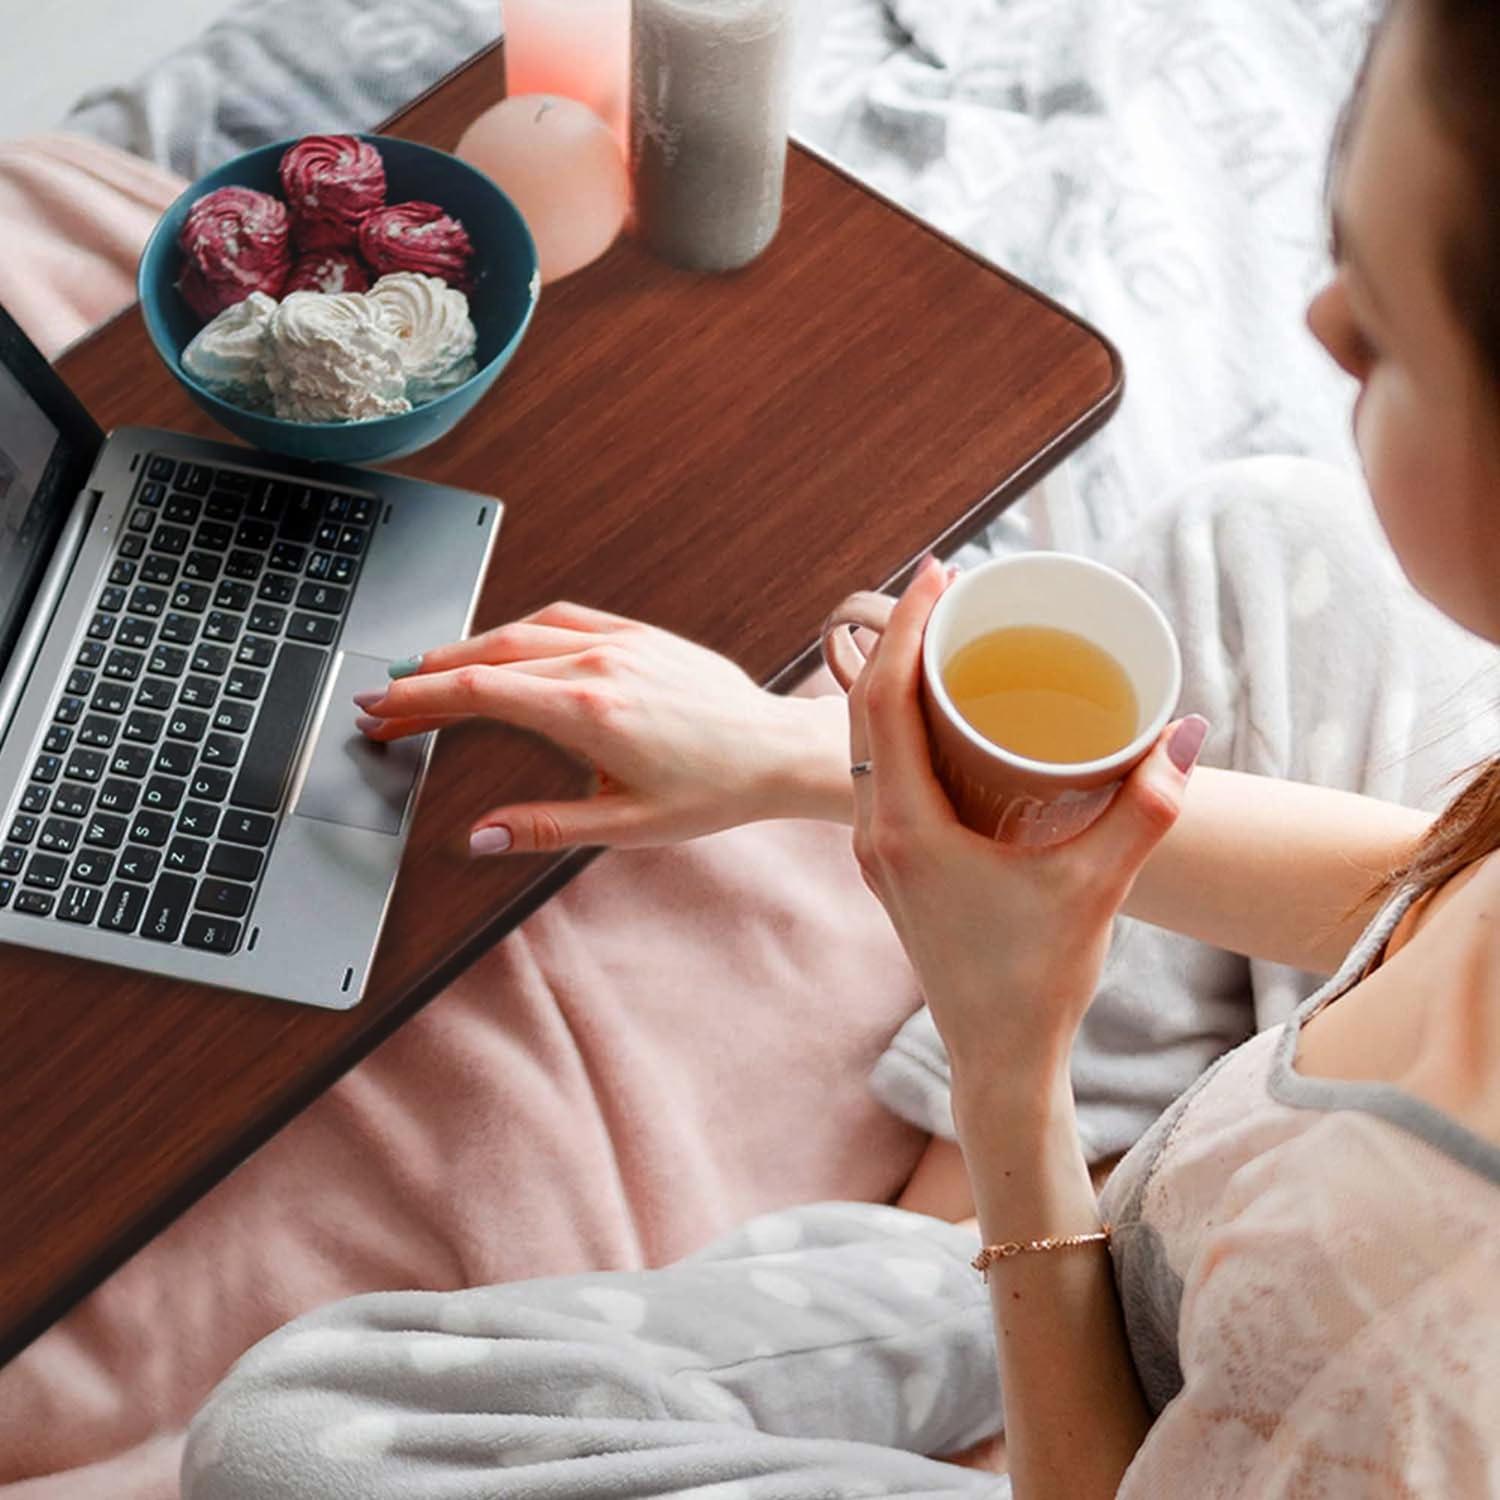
[139,134,540,464]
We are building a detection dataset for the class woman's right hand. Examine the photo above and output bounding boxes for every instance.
[353,600,850,854]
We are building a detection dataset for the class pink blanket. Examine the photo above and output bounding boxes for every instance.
[0,139,926,1498]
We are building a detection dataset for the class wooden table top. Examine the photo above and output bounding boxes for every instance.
[0,43,1120,1366]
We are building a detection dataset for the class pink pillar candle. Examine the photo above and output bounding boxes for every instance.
[501,0,632,144]
[457,94,630,284]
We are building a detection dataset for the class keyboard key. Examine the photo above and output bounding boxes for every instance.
[138,678,176,712]
[7,814,36,843]
[31,753,63,784]
[270,542,306,573]
[171,582,211,613]
[179,675,219,709]
[66,667,95,696]
[236,518,275,550]
[167,708,209,743]
[183,914,241,953]
[99,585,128,614]
[182,551,221,583]
[146,455,176,482]
[156,741,196,778]
[348,496,375,525]
[189,767,233,803]
[165,836,209,874]
[102,648,144,682]
[201,733,241,767]
[0,876,11,907]
[247,605,286,635]
[287,613,336,646]
[207,842,263,883]
[195,877,252,918]
[116,617,154,650]
[96,778,139,814]
[42,724,72,755]
[38,818,80,854]
[100,881,146,933]
[141,481,167,509]
[86,612,116,642]
[57,885,102,925]
[178,801,221,839]
[78,714,119,749]
[329,555,356,585]
[108,557,137,586]
[128,584,167,617]
[127,507,154,533]
[84,812,128,849]
[224,666,266,700]
[108,746,151,779]
[122,710,165,744]
[163,494,201,525]
[54,694,85,725]
[0,845,24,876]
[197,521,235,552]
[178,464,212,496]
[19,784,49,814]
[142,775,187,813]
[337,524,368,554]
[65,748,107,783]
[296,582,347,616]
[236,636,275,668]
[141,873,195,942]
[52,782,93,818]
[14,890,55,917]
[25,853,67,890]
[191,643,231,675]
[91,681,130,716]
[257,572,296,604]
[203,611,242,643]
[116,845,160,884]
[160,612,199,645]
[215,580,253,612]
[225,549,262,581]
[278,489,320,542]
[243,485,282,523]
[312,522,339,551]
[213,701,254,734]
[219,809,274,847]
[129,809,173,847]
[216,469,253,493]
[140,554,178,585]
[155,526,190,557]
[205,494,241,523]
[229,644,324,812]
[119,533,146,560]
[71,849,115,886]
[147,644,188,677]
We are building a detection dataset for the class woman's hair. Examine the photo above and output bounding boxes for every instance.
[1365,0,1500,898]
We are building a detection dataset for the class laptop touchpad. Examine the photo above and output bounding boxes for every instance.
[294,652,424,836]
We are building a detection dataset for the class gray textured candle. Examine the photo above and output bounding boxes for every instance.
[630,0,797,272]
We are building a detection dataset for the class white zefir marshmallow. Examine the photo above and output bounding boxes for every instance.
[366,272,478,399]
[182,291,276,407]
[263,290,410,423]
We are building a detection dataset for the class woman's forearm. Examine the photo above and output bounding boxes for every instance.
[769,699,1428,975]
[1121,766,1429,973]
[956,1071,1151,1500]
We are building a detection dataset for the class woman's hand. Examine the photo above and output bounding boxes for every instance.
[353,600,850,854]
[848,556,1208,1100]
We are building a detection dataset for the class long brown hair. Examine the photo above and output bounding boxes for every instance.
[1357,0,1500,898]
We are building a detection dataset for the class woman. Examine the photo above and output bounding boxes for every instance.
[183,0,1500,1493]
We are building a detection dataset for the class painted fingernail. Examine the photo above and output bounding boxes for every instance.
[355,714,383,735]
[352,690,384,710]
[388,655,422,679]
[1168,715,1210,774]
[469,825,513,856]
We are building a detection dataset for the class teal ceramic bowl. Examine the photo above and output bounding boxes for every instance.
[138,134,540,465]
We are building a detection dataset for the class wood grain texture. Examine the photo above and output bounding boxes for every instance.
[0,42,1120,1366]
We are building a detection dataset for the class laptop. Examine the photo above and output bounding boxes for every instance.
[0,302,501,1009]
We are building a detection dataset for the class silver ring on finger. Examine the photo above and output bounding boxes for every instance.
[850,760,874,779]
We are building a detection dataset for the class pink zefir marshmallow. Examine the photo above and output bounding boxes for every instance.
[358,201,474,290]
[284,249,371,295]
[177,185,291,321]
[280,134,387,251]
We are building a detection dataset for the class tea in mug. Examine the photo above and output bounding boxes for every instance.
[941,625,1138,763]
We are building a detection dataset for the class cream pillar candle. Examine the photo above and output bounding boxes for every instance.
[630,0,798,273]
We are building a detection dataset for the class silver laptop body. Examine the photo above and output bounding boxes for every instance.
[0,307,500,1010]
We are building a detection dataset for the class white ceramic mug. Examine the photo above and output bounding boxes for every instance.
[821,553,1183,846]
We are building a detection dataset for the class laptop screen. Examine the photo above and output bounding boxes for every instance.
[0,305,103,675]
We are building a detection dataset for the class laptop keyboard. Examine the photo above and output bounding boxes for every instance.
[0,454,375,956]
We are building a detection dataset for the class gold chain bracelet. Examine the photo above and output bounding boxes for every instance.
[971,1225,1112,1281]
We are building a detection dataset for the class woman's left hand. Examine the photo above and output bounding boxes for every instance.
[848,556,1207,1097]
